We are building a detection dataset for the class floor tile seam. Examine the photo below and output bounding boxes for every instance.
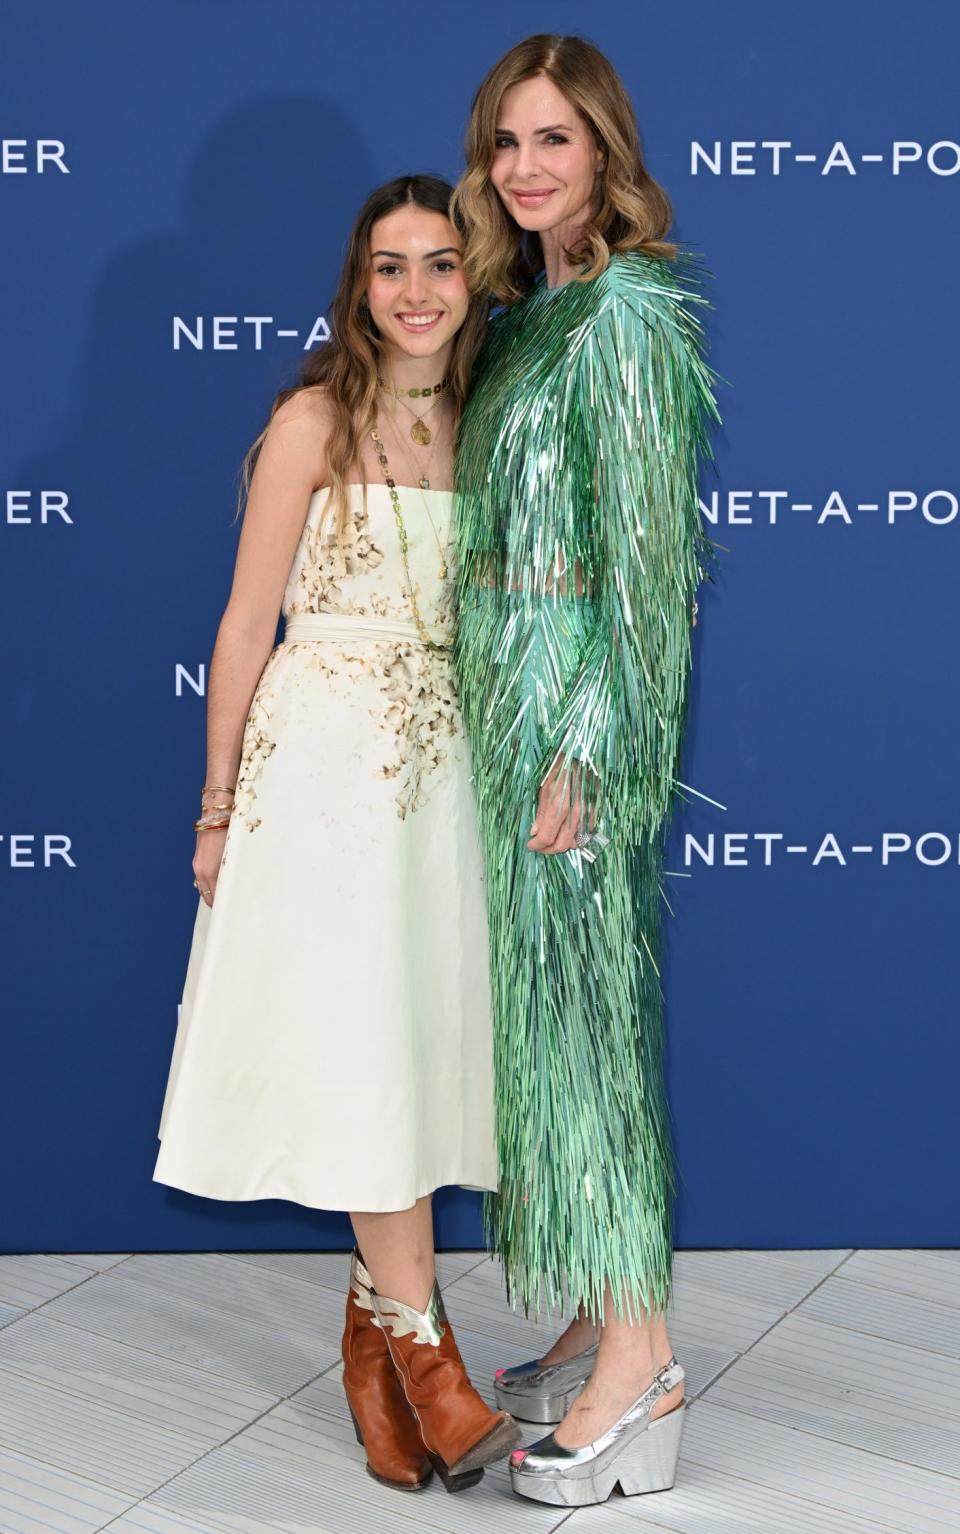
[711,1374,960,1429]
[110,1263,348,1328]
[734,1308,960,1365]
[43,1255,129,1277]
[704,1378,960,1449]
[678,1445,939,1534]
[670,1276,803,1316]
[707,1333,960,1393]
[791,1308,960,1360]
[0,1262,111,1328]
[50,1271,346,1359]
[0,1413,228,1478]
[655,1455,917,1534]
[217,1251,358,1295]
[0,1356,269,1433]
[844,1250,960,1271]
[435,1254,496,1289]
[134,1251,356,1305]
[0,1387,212,1460]
[91,1371,321,1534]
[0,1320,277,1411]
[117,1440,546,1534]
[0,1254,103,1276]
[0,1310,302,1397]
[444,1251,858,1349]
[696,1313,956,1374]
[826,1269,960,1313]
[696,1247,865,1400]
[690,1397,960,1486]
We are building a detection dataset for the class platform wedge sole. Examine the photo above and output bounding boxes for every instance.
[509,1359,686,1508]
[494,1344,598,1423]
[511,1403,684,1507]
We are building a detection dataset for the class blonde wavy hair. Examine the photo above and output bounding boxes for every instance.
[451,34,677,305]
[238,175,489,538]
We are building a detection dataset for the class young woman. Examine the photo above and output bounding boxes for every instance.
[153,174,520,1494]
[452,37,720,1506]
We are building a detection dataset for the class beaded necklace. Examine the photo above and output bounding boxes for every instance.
[370,424,452,651]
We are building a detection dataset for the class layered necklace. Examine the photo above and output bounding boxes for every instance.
[371,389,453,650]
[378,373,449,447]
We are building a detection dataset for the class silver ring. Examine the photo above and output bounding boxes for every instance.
[574,830,593,848]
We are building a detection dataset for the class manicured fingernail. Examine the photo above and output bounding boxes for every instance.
[495,1367,506,1377]
[511,1450,527,1465]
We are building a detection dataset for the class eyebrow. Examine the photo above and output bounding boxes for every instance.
[370,247,461,259]
[495,124,575,137]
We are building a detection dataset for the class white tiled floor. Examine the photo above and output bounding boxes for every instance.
[0,1247,957,1533]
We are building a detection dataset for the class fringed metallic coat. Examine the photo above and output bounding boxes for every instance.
[454,249,720,1322]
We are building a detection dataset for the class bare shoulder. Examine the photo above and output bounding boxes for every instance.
[260,385,334,486]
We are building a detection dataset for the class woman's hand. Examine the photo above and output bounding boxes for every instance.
[192,828,228,908]
[527,756,593,855]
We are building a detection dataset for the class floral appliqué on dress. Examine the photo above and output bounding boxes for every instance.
[235,488,461,828]
[232,654,280,832]
[288,494,398,619]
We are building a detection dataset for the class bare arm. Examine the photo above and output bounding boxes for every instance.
[193,389,330,903]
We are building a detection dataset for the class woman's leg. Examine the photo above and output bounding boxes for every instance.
[351,1194,522,1486]
[551,1285,682,1449]
[536,1303,598,1365]
[350,1195,436,1309]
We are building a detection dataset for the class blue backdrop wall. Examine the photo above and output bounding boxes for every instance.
[2,0,958,1254]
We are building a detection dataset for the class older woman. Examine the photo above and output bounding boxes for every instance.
[452,35,720,1507]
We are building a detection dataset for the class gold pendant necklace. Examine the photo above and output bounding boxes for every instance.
[378,375,449,446]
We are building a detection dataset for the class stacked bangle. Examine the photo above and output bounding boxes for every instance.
[196,782,236,831]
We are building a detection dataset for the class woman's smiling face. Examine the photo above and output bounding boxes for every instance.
[490,73,603,235]
[365,206,469,361]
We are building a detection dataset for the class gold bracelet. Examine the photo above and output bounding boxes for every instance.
[193,816,232,831]
[201,784,236,795]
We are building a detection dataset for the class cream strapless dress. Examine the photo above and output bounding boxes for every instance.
[153,483,497,1211]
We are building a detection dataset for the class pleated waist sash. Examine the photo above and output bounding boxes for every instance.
[282,612,425,646]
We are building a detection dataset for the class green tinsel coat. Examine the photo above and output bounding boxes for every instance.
[454,248,720,1322]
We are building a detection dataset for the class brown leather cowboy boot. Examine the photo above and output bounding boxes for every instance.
[341,1252,433,1491]
[371,1279,522,1491]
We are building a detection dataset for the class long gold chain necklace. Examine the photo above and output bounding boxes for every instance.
[378,408,449,576]
[370,424,452,650]
[377,374,449,445]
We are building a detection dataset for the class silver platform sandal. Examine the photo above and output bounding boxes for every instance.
[509,1357,685,1507]
[494,1343,598,1423]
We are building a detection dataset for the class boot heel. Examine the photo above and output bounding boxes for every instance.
[428,1452,485,1494]
[347,1403,364,1446]
[616,1403,685,1496]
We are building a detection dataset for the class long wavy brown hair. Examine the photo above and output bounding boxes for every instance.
[239,174,489,537]
[451,34,677,305]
